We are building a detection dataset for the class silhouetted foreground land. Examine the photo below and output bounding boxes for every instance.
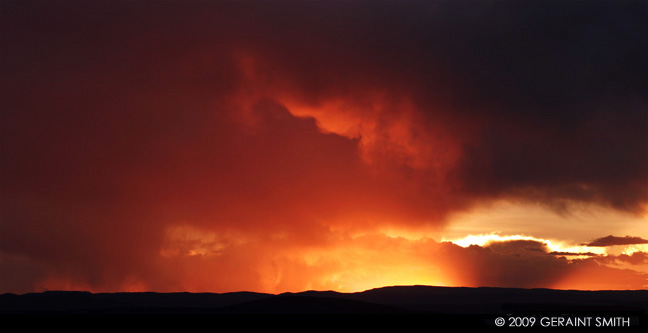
[2,286,647,328]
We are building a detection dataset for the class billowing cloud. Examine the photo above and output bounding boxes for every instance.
[0,0,646,294]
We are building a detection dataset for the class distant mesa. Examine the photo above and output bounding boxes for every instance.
[1,285,646,315]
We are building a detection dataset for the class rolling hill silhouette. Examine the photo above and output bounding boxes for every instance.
[1,286,646,328]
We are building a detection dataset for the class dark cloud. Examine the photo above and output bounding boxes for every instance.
[549,252,599,257]
[594,252,648,266]
[430,0,648,213]
[584,236,648,247]
[239,0,648,213]
[614,252,648,266]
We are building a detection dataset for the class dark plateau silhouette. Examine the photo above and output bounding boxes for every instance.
[1,286,646,328]
[2,286,646,314]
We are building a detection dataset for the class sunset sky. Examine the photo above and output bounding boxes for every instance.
[1,0,647,294]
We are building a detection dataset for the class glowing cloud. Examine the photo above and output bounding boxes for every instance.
[445,233,608,257]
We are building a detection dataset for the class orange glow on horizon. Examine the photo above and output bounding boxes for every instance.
[24,226,647,294]
[156,226,456,294]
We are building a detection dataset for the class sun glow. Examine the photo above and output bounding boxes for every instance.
[623,246,639,256]
[621,244,648,256]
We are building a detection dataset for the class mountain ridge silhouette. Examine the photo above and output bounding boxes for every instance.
[2,285,646,315]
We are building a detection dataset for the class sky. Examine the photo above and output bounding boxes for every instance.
[1,0,647,294]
